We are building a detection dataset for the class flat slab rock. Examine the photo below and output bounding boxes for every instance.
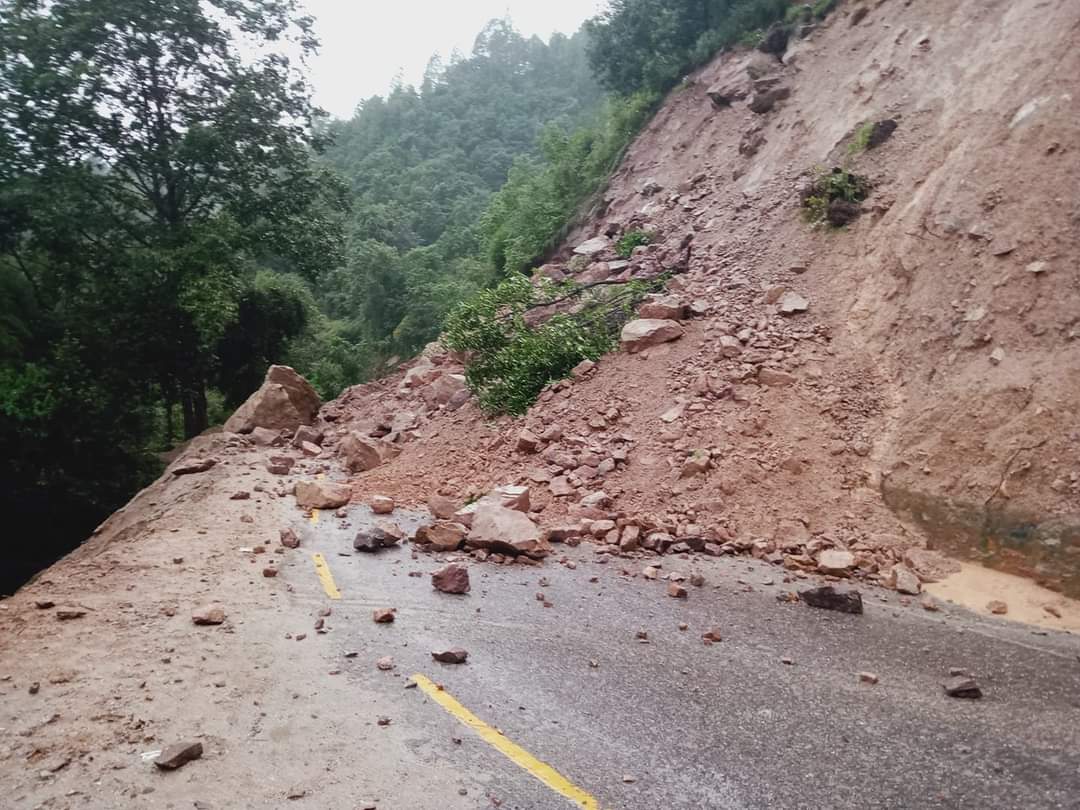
[799,585,864,615]
[155,741,203,770]
[620,319,685,353]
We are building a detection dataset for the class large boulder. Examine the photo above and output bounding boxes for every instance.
[419,374,469,409]
[620,319,684,353]
[573,236,611,256]
[224,365,320,434]
[465,502,550,559]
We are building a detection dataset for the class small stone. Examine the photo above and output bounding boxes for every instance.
[1025,261,1048,274]
[432,564,470,594]
[987,600,1008,615]
[858,671,879,685]
[376,656,394,671]
[920,595,940,612]
[262,567,278,578]
[55,607,86,621]
[377,716,391,726]
[689,572,705,587]
[373,608,396,624]
[370,495,395,515]
[229,491,250,500]
[154,741,203,770]
[777,292,809,315]
[431,648,469,664]
[279,528,300,549]
[667,582,688,599]
[943,675,982,699]
[702,628,722,643]
[989,347,1006,365]
[635,629,648,640]
[28,682,40,695]
[191,606,226,626]
[516,429,541,453]
[33,599,55,609]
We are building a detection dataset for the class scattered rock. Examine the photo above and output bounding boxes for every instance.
[432,648,469,664]
[294,480,351,510]
[33,599,55,609]
[799,586,864,615]
[191,606,226,626]
[987,600,1008,615]
[370,495,395,515]
[888,565,922,595]
[154,741,203,771]
[816,549,856,577]
[702,628,723,643]
[376,656,395,671]
[465,502,549,559]
[620,319,685,353]
[574,236,611,256]
[943,675,982,699]
[667,582,688,599]
[55,607,86,621]
[777,292,809,315]
[229,491,250,500]
[858,672,879,685]
[373,608,396,624]
[432,564,470,594]
[517,429,541,453]
[867,119,897,148]
[172,458,217,476]
[340,432,389,473]
[280,528,300,549]
[262,567,277,578]
[428,494,458,520]
[415,521,468,552]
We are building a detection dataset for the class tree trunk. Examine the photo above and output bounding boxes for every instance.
[179,378,209,438]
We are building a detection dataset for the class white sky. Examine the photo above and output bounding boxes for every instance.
[300,1,606,119]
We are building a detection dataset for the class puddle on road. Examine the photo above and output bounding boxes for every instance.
[926,562,1080,632]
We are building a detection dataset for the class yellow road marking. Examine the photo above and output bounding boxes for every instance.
[310,508,319,526]
[311,553,341,599]
[412,674,598,809]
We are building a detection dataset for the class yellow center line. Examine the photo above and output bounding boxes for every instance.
[412,674,598,809]
[311,553,341,599]
[310,508,320,526]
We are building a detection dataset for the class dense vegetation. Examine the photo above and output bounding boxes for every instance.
[0,0,804,590]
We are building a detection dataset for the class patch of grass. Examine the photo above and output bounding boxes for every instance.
[615,229,653,258]
[738,28,765,48]
[801,166,870,227]
[811,0,840,20]
[847,122,874,155]
[443,274,657,415]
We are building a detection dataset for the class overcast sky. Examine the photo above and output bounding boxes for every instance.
[299,0,606,119]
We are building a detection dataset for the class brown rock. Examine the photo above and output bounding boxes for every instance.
[702,628,723,642]
[428,494,457,520]
[262,567,277,578]
[887,565,922,595]
[432,564,470,594]
[431,648,469,664]
[517,429,541,453]
[229,491,251,500]
[415,521,468,552]
[294,480,351,510]
[154,741,203,771]
[620,319,685,353]
[859,672,879,685]
[376,656,395,671]
[192,606,226,626]
[172,458,217,476]
[816,549,856,577]
[758,368,797,387]
[465,502,549,558]
[943,675,982,699]
[280,528,300,549]
[55,607,86,621]
[370,495,395,515]
[224,365,320,434]
[667,582,688,599]
[638,295,688,320]
[987,600,1008,615]
[340,432,387,473]
[373,608,396,624]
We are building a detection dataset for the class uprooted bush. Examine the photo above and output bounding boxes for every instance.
[615,229,653,258]
[442,274,659,415]
[800,167,871,227]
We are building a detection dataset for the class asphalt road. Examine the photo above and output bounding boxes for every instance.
[285,500,1080,810]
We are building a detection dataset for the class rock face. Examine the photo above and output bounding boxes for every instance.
[294,480,351,510]
[465,502,549,558]
[432,564,470,594]
[620,319,685,353]
[224,365,320,434]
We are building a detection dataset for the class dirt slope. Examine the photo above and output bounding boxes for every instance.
[323,0,1080,594]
